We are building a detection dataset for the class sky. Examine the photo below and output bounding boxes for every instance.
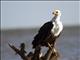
[1,1,79,29]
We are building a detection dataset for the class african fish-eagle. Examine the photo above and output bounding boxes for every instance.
[32,10,63,48]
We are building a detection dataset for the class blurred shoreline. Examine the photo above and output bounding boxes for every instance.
[1,26,80,32]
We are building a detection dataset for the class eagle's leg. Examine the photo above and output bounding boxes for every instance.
[47,43,54,53]
[48,43,60,59]
[43,43,55,60]
[32,45,41,60]
[48,43,59,55]
[43,43,59,60]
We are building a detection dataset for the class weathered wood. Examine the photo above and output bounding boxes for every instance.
[8,43,28,60]
[9,43,59,60]
[32,45,41,60]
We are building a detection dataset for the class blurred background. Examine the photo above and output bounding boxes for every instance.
[1,1,80,60]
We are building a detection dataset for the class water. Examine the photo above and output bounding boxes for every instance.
[1,26,80,60]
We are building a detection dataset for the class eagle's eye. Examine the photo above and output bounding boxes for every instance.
[56,11,58,13]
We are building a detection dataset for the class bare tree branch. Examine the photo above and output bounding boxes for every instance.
[8,43,59,60]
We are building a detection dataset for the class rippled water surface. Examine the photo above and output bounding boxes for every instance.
[1,27,80,60]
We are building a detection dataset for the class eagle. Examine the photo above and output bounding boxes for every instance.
[32,10,63,49]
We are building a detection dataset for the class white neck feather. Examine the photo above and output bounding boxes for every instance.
[51,15,63,37]
[51,16,61,22]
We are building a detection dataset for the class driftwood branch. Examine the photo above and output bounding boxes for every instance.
[8,42,59,60]
[8,43,28,60]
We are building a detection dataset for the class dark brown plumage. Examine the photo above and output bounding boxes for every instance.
[32,21,54,48]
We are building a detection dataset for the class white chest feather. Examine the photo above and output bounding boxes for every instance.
[51,21,63,37]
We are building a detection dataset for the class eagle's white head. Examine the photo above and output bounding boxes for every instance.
[52,10,61,17]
